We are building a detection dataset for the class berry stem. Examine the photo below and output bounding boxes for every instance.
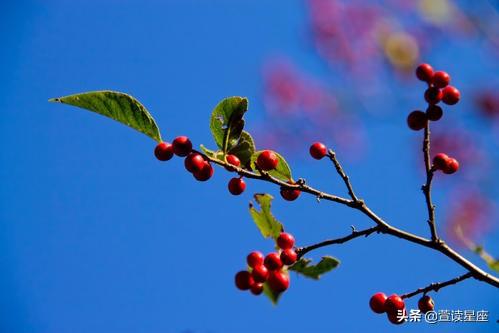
[422,122,439,242]
[400,272,473,299]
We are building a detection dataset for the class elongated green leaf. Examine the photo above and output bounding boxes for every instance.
[263,280,283,305]
[289,256,340,280]
[209,97,248,152]
[50,91,162,142]
[227,131,256,167]
[249,194,283,240]
[251,150,292,181]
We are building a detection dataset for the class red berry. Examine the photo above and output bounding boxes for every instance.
[250,282,264,295]
[172,136,192,156]
[226,154,241,168]
[235,271,254,290]
[264,253,283,271]
[309,142,328,160]
[280,186,301,201]
[443,157,459,174]
[432,153,449,170]
[154,142,174,161]
[280,249,297,265]
[416,63,434,82]
[268,270,290,293]
[193,161,214,181]
[228,177,246,195]
[184,153,205,173]
[251,265,270,283]
[369,292,387,314]
[432,71,450,88]
[424,87,443,104]
[418,295,435,313]
[442,86,460,105]
[426,105,443,121]
[385,294,405,314]
[387,308,406,325]
[407,111,427,131]
[247,251,264,268]
[277,232,295,250]
[256,150,279,171]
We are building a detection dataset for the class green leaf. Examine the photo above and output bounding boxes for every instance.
[249,194,283,240]
[262,281,283,305]
[50,91,162,142]
[488,260,499,273]
[209,96,248,152]
[227,131,256,167]
[200,144,223,159]
[289,256,340,280]
[251,150,292,181]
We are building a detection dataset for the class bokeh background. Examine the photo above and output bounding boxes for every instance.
[1,0,498,332]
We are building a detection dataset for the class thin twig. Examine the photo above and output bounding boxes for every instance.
[327,149,360,203]
[422,123,439,241]
[401,272,473,299]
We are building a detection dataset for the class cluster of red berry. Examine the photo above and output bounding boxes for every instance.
[433,152,459,175]
[369,292,435,325]
[234,232,298,296]
[407,63,461,131]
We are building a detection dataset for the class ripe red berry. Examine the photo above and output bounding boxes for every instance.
[256,150,279,171]
[235,271,254,290]
[264,253,283,271]
[432,153,449,170]
[407,111,427,131]
[369,292,387,314]
[268,270,290,293]
[387,308,406,325]
[247,251,264,268]
[277,232,295,250]
[184,153,205,173]
[442,86,460,105]
[280,186,301,201]
[426,105,443,121]
[154,142,174,161]
[172,136,192,157]
[432,71,450,88]
[443,157,459,174]
[424,87,443,104]
[385,294,405,314]
[228,177,246,195]
[250,282,264,295]
[193,161,214,181]
[416,63,434,82]
[226,154,241,168]
[309,142,328,160]
[251,265,270,283]
[418,295,435,313]
[280,249,297,265]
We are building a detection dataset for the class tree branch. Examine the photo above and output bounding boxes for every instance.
[401,272,473,299]
[422,123,439,241]
[327,149,360,203]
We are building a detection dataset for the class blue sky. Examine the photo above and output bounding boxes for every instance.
[1,1,497,332]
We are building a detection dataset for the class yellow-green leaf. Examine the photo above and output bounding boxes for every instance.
[249,194,283,240]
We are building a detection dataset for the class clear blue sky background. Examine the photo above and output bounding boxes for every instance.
[1,1,497,332]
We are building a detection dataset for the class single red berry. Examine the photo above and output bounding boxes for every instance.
[193,161,214,181]
[228,177,246,195]
[309,142,328,160]
[418,295,435,313]
[443,157,459,174]
[280,186,301,201]
[268,270,290,293]
[256,150,279,171]
[277,232,295,250]
[184,153,205,173]
[264,253,283,271]
[415,63,434,82]
[442,86,460,105]
[385,294,405,314]
[247,251,264,268]
[432,153,449,170]
[432,71,450,88]
[426,105,443,121]
[172,136,192,157]
[235,271,254,290]
[250,282,264,295]
[424,87,443,104]
[251,264,270,283]
[407,111,427,131]
[369,292,387,314]
[280,249,297,265]
[154,142,174,161]
[226,154,241,168]
[387,308,406,325]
